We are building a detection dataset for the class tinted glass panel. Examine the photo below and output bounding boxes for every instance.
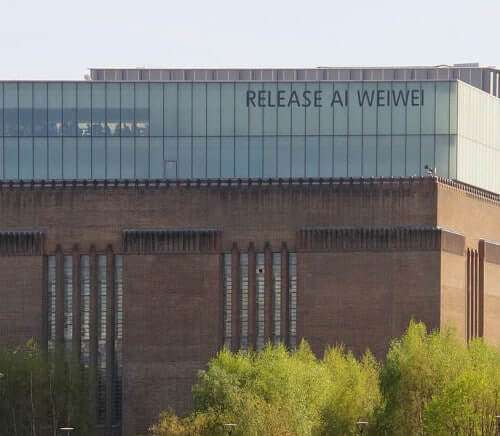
[19,83,33,136]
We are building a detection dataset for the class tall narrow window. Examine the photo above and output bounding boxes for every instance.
[240,253,249,350]
[97,255,107,425]
[466,249,481,342]
[223,254,232,348]
[63,256,73,353]
[256,253,265,350]
[272,253,282,345]
[288,253,297,349]
[113,255,123,425]
[47,256,56,353]
[80,255,91,367]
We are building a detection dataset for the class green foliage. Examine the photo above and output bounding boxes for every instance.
[150,322,500,436]
[0,340,90,436]
[150,342,381,436]
[377,320,500,436]
[318,347,381,435]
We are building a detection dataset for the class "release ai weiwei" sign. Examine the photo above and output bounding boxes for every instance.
[246,88,425,108]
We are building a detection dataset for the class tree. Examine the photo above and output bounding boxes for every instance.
[376,321,500,436]
[149,321,500,436]
[150,342,381,436]
[0,341,90,436]
[318,347,381,435]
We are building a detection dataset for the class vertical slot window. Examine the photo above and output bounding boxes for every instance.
[256,253,265,350]
[63,256,73,353]
[97,255,107,425]
[47,256,56,353]
[272,253,282,345]
[223,254,232,348]
[240,253,249,350]
[288,253,297,349]
[80,255,90,367]
[113,255,123,425]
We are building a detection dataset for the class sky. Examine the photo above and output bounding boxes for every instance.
[1,0,500,80]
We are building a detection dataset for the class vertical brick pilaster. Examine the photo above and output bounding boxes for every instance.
[248,242,256,350]
[296,251,301,345]
[281,242,289,347]
[106,245,115,431]
[219,252,225,349]
[89,245,98,426]
[472,250,477,339]
[72,244,81,362]
[466,248,470,342]
[55,245,64,348]
[471,250,476,339]
[478,241,485,338]
[41,255,48,354]
[474,249,480,339]
[264,243,273,345]
[231,243,240,352]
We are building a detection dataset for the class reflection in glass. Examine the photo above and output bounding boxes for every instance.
[0,80,467,184]
[106,83,120,137]
[77,83,91,137]
[392,135,405,176]
[363,135,376,176]
[207,137,220,178]
[305,136,319,177]
[377,136,391,176]
[348,136,362,177]
[135,84,149,136]
[121,84,134,137]
[63,83,77,136]
[4,83,18,136]
[249,137,263,178]
[19,83,33,136]
[19,137,33,179]
[92,83,105,137]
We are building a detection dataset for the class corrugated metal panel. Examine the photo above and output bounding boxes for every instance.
[87,66,500,97]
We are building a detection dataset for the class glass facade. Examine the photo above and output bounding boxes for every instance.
[456,81,500,193]
[0,80,465,182]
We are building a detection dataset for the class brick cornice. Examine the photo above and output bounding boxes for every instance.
[0,176,434,191]
[122,228,221,254]
[436,177,500,204]
[0,230,45,256]
[480,239,500,265]
[0,176,497,206]
[297,226,464,254]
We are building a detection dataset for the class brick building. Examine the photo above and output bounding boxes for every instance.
[0,65,499,435]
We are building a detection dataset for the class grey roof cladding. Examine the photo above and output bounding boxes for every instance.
[89,65,500,97]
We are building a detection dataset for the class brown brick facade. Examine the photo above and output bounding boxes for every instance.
[0,177,499,436]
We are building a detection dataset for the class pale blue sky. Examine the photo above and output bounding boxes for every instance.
[1,0,499,79]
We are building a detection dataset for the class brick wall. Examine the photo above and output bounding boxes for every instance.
[0,256,43,346]
[122,254,222,435]
[298,250,441,359]
[0,178,499,435]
